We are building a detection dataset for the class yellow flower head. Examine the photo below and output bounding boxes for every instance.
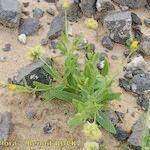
[8,84,17,91]
[130,39,139,49]
[85,17,98,30]
[63,0,70,10]
[83,142,99,150]
[27,45,44,61]
[83,122,102,141]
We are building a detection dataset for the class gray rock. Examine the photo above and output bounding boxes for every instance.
[114,127,130,141]
[43,122,52,134]
[131,12,142,26]
[16,60,53,87]
[0,112,12,141]
[111,55,118,60]
[32,8,44,19]
[137,95,149,111]
[125,56,148,73]
[119,5,129,11]
[104,11,132,44]
[19,17,40,36]
[47,15,64,40]
[128,114,145,150]
[95,0,115,22]
[26,110,37,120]
[0,0,21,28]
[102,35,114,50]
[44,0,56,2]
[144,18,150,28]
[112,0,147,9]
[2,43,11,52]
[140,35,150,56]
[105,110,119,126]
[67,2,83,22]
[46,8,55,16]
[130,73,150,94]
[80,0,97,17]
[124,71,133,79]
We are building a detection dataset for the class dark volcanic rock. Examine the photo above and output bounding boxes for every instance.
[128,114,145,150]
[137,95,149,111]
[16,60,53,87]
[47,15,64,40]
[119,78,131,91]
[19,18,40,36]
[112,0,147,9]
[0,112,12,141]
[102,35,114,50]
[131,12,142,26]
[104,11,132,44]
[114,127,130,141]
[80,0,97,17]
[0,0,21,28]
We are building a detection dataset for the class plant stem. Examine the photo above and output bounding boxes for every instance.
[65,10,68,38]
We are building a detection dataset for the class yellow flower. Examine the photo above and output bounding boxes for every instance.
[85,17,98,30]
[130,39,139,49]
[63,0,70,10]
[83,142,99,150]
[8,84,17,91]
[27,45,44,61]
[83,122,102,141]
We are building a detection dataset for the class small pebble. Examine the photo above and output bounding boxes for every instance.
[2,43,11,52]
[43,122,52,134]
[111,55,118,60]
[18,34,27,44]
[0,56,7,62]
[144,18,150,28]
[40,38,48,46]
[46,8,55,16]
[23,2,29,8]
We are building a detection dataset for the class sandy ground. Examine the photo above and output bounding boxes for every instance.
[0,1,150,150]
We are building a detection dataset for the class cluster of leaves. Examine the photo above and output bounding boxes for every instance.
[23,32,120,134]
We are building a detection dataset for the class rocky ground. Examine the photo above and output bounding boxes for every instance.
[0,0,150,150]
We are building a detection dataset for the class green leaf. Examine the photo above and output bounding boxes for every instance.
[68,115,83,128]
[33,81,51,90]
[96,111,116,134]
[101,58,109,76]
[120,145,131,150]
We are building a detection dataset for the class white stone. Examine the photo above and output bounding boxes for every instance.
[18,34,27,44]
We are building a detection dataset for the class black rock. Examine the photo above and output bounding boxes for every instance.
[43,122,52,134]
[131,12,142,26]
[47,15,64,40]
[32,8,44,19]
[137,95,149,111]
[99,52,108,61]
[119,78,131,91]
[19,17,40,35]
[0,112,12,141]
[114,127,130,141]
[50,40,57,49]
[2,43,11,52]
[144,18,150,28]
[16,60,53,87]
[46,8,55,16]
[102,35,114,50]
